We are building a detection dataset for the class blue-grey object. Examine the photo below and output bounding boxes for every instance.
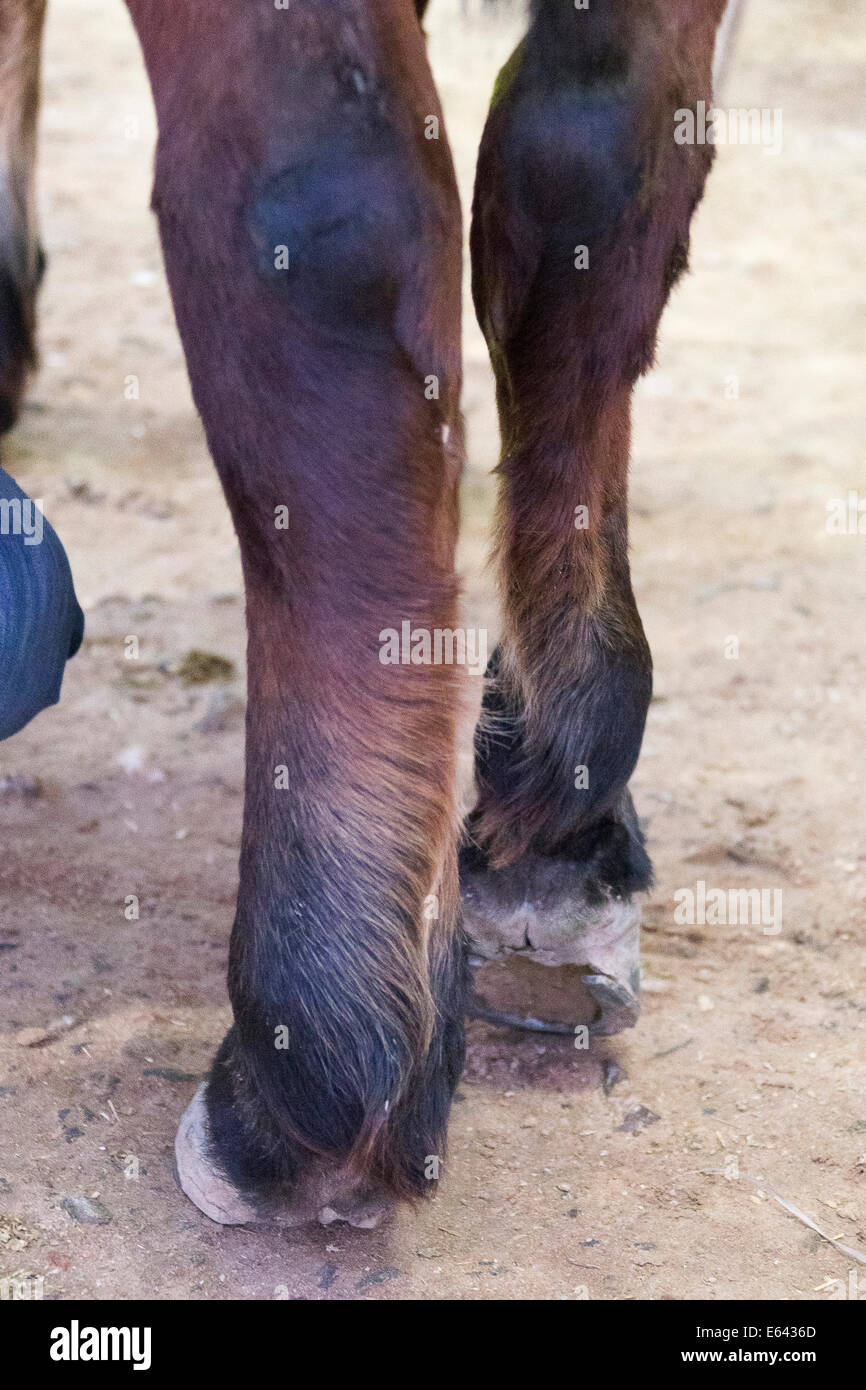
[0,464,84,740]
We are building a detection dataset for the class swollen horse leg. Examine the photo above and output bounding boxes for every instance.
[125,0,466,1226]
[0,0,45,432]
[462,0,726,1034]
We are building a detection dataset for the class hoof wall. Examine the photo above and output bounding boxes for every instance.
[174,1083,259,1225]
[175,1083,393,1230]
[462,852,642,1036]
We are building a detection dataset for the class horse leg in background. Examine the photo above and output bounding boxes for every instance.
[0,0,45,433]
[0,1,84,737]
[125,0,466,1227]
[462,0,726,1034]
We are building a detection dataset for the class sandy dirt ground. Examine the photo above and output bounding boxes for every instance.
[0,0,864,1302]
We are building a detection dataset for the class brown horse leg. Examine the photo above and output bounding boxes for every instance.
[462,0,726,1033]
[125,0,465,1226]
[0,0,45,433]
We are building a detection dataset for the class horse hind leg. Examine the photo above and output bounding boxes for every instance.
[462,0,726,1035]
[0,0,46,433]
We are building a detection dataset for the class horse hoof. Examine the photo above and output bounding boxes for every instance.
[174,1083,259,1225]
[176,1082,395,1229]
[461,852,642,1036]
[318,1195,390,1229]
